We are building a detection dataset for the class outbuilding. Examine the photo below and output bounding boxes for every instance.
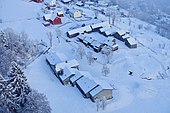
[69,9,82,18]
[91,21,110,32]
[61,0,72,4]
[125,37,137,48]
[70,71,85,86]
[50,16,62,25]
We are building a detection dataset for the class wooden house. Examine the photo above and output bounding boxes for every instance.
[104,27,117,37]
[58,67,75,85]
[99,26,111,34]
[76,76,98,98]
[125,37,137,48]
[50,16,62,25]
[90,40,104,53]
[89,80,113,102]
[67,29,79,38]
[113,30,126,41]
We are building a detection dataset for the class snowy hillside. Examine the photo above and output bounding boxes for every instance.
[1,0,170,113]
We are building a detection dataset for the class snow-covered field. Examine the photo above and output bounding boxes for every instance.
[1,0,170,113]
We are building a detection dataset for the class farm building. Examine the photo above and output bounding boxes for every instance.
[69,9,82,18]
[89,80,113,102]
[61,0,72,4]
[58,67,76,85]
[34,0,43,3]
[91,21,110,32]
[122,34,130,42]
[55,59,79,75]
[50,15,62,25]
[67,29,79,38]
[76,76,99,98]
[70,71,85,86]
[83,36,94,46]
[125,37,137,48]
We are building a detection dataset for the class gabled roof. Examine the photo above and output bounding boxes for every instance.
[70,71,85,83]
[104,27,117,36]
[77,76,98,94]
[99,26,111,33]
[55,59,79,72]
[91,21,110,29]
[44,14,52,20]
[90,79,113,97]
[46,52,67,65]
[68,25,92,35]
[60,67,75,81]
[62,0,72,3]
[126,37,137,45]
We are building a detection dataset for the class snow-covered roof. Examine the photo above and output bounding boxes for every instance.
[91,40,102,47]
[126,37,137,45]
[90,79,113,97]
[57,10,63,15]
[62,0,72,3]
[70,71,85,83]
[104,27,117,36]
[77,76,98,94]
[117,30,126,36]
[91,21,110,30]
[99,26,111,33]
[46,52,67,65]
[84,36,94,44]
[44,14,52,20]
[76,1,84,6]
[55,59,79,72]
[50,14,58,21]
[68,25,92,35]
[122,34,130,40]
[59,67,75,81]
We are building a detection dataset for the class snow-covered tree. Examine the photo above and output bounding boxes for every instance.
[102,64,110,76]
[76,45,85,59]
[101,96,107,110]
[102,46,113,64]
[86,51,95,65]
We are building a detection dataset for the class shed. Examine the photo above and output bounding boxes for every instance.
[125,37,137,48]
[70,71,85,86]
[57,11,64,17]
[89,80,113,102]
[58,67,75,85]
[91,21,110,32]
[34,0,43,3]
[50,16,62,25]
[76,76,98,98]
[69,9,82,18]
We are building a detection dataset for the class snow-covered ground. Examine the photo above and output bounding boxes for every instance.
[1,0,170,113]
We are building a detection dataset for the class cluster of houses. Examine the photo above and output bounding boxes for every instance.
[67,21,137,52]
[46,52,113,102]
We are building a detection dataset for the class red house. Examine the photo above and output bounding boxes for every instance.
[34,0,43,3]
[50,16,62,25]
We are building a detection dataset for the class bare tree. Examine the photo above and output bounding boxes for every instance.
[95,99,101,111]
[76,45,85,59]
[86,51,95,65]
[102,64,110,76]
[55,29,61,43]
[102,46,113,64]
[101,97,107,110]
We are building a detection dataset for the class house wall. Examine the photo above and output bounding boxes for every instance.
[125,41,137,48]
[91,89,113,102]
[74,11,81,18]
[52,17,62,25]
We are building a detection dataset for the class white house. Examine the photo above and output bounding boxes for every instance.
[69,9,82,18]
[89,79,113,102]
